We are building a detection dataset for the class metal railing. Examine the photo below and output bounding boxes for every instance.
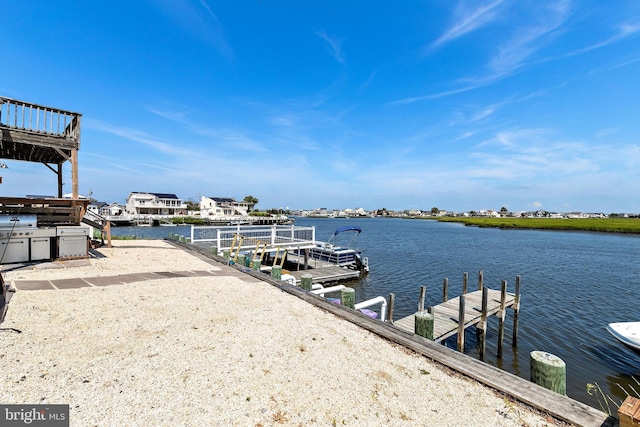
[190,224,316,252]
[0,96,81,140]
[311,284,388,321]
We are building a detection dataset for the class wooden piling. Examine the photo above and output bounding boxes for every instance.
[418,286,426,312]
[237,254,246,267]
[387,293,395,323]
[415,311,434,340]
[341,287,355,309]
[478,270,483,290]
[442,277,448,302]
[513,275,521,347]
[478,286,488,361]
[497,279,507,358]
[457,294,466,352]
[271,265,282,280]
[530,351,566,395]
[300,273,313,291]
[463,272,468,294]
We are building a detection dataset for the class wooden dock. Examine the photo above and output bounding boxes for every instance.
[394,288,516,341]
[190,241,362,284]
[287,265,360,284]
[392,274,521,358]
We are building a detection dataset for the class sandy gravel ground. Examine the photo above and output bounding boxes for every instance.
[0,240,562,426]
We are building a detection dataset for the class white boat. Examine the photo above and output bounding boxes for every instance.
[607,322,640,351]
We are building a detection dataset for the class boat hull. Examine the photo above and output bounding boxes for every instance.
[607,322,640,351]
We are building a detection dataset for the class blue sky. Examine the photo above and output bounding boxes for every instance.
[2,1,640,213]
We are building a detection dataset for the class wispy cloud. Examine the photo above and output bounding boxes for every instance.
[390,85,479,105]
[154,0,232,57]
[398,2,570,105]
[315,30,345,65]
[429,0,506,50]
[85,119,190,156]
[565,21,640,57]
[479,1,571,81]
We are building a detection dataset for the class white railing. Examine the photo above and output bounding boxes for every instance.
[190,224,316,252]
[311,285,388,321]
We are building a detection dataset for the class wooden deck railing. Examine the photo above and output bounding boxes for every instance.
[0,197,89,225]
[0,96,81,141]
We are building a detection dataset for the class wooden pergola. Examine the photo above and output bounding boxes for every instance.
[0,96,81,198]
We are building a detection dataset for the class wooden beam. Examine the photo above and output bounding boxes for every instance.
[57,162,63,197]
[71,148,78,199]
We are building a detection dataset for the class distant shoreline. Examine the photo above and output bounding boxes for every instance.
[420,216,640,234]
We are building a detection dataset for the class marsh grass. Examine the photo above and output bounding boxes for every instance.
[435,217,640,234]
[587,376,640,417]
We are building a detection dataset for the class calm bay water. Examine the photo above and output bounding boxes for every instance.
[111,217,640,407]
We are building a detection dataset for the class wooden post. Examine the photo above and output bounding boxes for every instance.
[457,294,466,352]
[57,162,63,198]
[513,275,521,347]
[415,311,434,340]
[619,396,640,427]
[478,270,484,290]
[300,273,312,291]
[462,272,468,294]
[442,277,448,303]
[497,279,507,358]
[530,351,566,395]
[237,254,246,267]
[105,221,112,248]
[478,286,488,361]
[271,265,282,280]
[418,286,426,312]
[387,293,395,323]
[71,148,79,199]
[341,287,355,309]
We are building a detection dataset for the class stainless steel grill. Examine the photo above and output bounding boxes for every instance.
[0,214,56,264]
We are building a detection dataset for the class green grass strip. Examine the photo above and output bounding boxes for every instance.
[433,217,640,234]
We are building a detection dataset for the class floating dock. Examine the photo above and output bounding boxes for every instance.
[187,224,364,284]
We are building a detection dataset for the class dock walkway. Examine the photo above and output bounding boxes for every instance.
[192,241,361,284]
[393,288,516,342]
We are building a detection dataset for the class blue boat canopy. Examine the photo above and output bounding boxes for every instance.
[333,226,362,236]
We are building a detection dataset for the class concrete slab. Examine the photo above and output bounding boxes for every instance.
[33,262,65,270]
[155,271,186,278]
[83,276,128,287]
[60,259,92,268]
[52,278,91,289]
[114,273,158,283]
[191,270,217,276]
[13,280,55,290]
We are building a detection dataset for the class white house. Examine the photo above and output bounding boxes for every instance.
[102,202,125,216]
[125,192,187,216]
[199,196,251,217]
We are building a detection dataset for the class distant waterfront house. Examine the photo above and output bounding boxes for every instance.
[199,196,250,217]
[102,202,125,216]
[125,192,187,216]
